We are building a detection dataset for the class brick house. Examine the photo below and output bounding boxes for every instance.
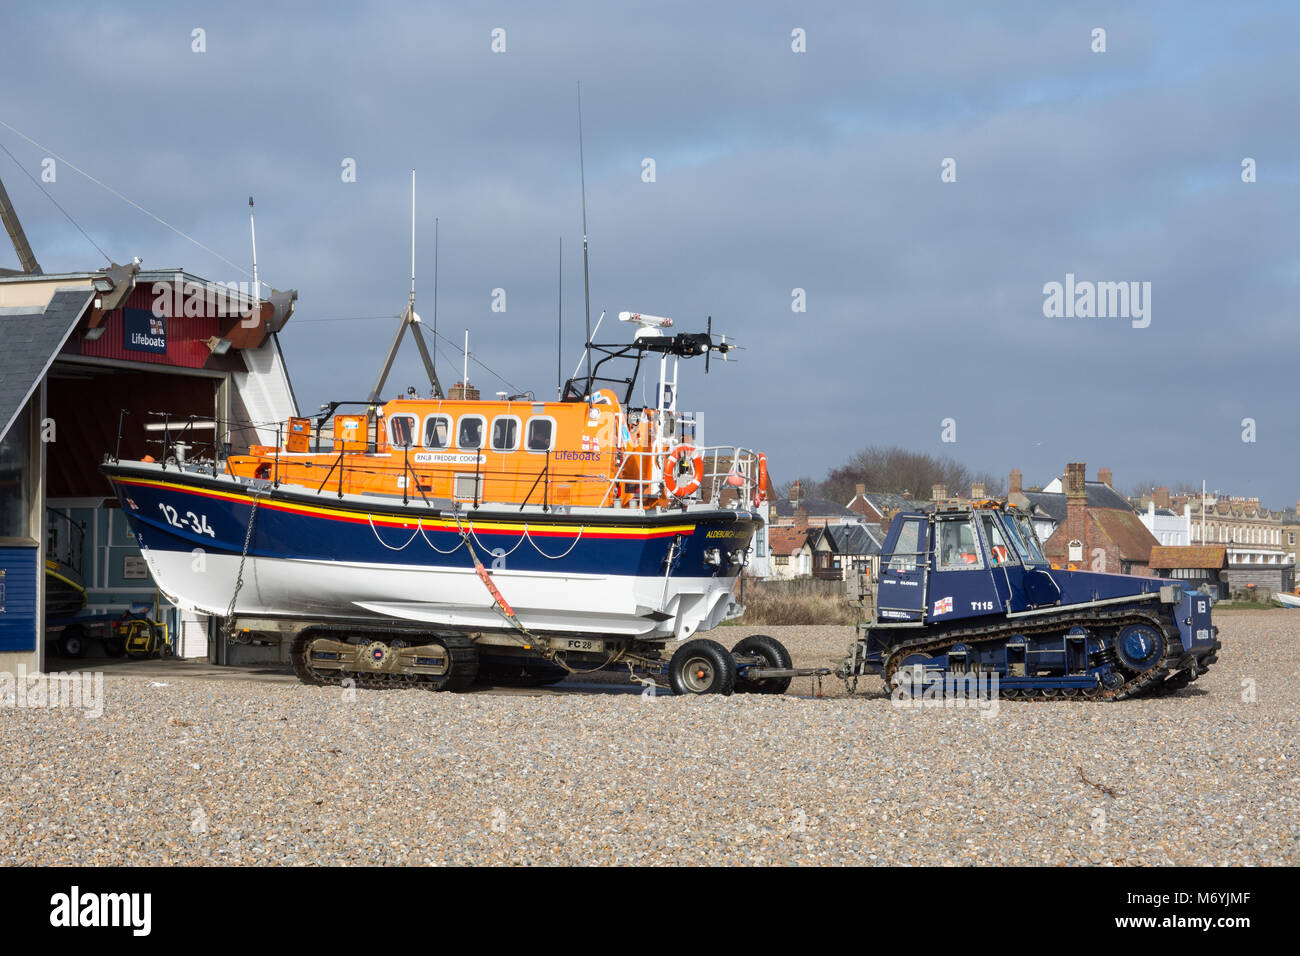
[769,480,860,529]
[1039,463,1159,575]
[767,526,813,579]
[846,483,931,533]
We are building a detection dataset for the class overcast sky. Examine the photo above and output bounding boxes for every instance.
[3,1,1297,507]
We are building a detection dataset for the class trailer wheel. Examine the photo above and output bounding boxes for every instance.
[103,635,126,657]
[731,635,793,695]
[669,639,736,696]
[59,624,87,659]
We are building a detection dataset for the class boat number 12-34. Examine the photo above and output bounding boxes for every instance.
[158,503,215,537]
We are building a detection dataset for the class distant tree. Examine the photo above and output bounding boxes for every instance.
[820,445,1004,503]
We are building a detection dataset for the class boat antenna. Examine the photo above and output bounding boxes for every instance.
[433,216,439,372]
[557,236,563,399]
[409,169,415,312]
[248,196,259,299]
[578,81,593,398]
[368,169,443,403]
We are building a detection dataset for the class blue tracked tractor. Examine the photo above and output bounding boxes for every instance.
[838,501,1221,700]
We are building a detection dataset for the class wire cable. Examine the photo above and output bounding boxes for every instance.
[0,138,111,265]
[0,117,265,288]
[433,327,526,395]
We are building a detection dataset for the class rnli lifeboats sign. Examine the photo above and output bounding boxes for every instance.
[123,308,167,354]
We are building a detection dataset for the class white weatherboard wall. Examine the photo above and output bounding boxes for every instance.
[175,610,211,659]
[234,337,297,445]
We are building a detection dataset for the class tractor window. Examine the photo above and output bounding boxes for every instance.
[979,513,1019,567]
[423,414,451,449]
[936,517,982,570]
[887,518,924,572]
[1011,515,1047,564]
[1003,514,1043,565]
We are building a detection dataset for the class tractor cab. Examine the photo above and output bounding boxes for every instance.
[875,502,1060,625]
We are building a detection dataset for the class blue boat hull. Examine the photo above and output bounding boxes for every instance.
[102,462,760,639]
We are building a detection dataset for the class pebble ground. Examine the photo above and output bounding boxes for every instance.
[1,610,1294,865]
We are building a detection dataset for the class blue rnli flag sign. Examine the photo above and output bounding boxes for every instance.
[123,307,167,353]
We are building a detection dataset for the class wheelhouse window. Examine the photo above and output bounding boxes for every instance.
[491,415,521,452]
[389,414,417,449]
[423,414,451,449]
[936,516,982,570]
[525,417,555,452]
[456,415,485,450]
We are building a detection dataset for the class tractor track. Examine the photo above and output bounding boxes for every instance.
[290,627,480,692]
[878,606,1214,701]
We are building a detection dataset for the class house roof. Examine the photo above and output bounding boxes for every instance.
[0,288,96,443]
[768,527,810,556]
[771,497,858,519]
[1149,545,1229,570]
[1088,509,1159,563]
[1042,507,1159,564]
[1021,482,1133,523]
[813,522,883,556]
[850,492,930,516]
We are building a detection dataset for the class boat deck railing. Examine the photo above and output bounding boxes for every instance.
[601,443,764,510]
[113,410,767,513]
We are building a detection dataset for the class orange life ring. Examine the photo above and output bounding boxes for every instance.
[664,445,703,498]
[753,453,769,507]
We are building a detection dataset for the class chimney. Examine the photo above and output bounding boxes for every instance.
[931,483,947,502]
[1065,462,1087,558]
[1065,462,1086,498]
[855,482,866,497]
[789,479,802,507]
[1098,467,1113,488]
[1154,486,1170,510]
[1009,467,1022,494]
[793,505,808,532]
[970,481,986,500]
[448,381,480,400]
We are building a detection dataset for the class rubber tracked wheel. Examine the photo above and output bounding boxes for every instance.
[669,639,736,696]
[731,634,793,695]
[290,629,332,685]
[422,635,480,692]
